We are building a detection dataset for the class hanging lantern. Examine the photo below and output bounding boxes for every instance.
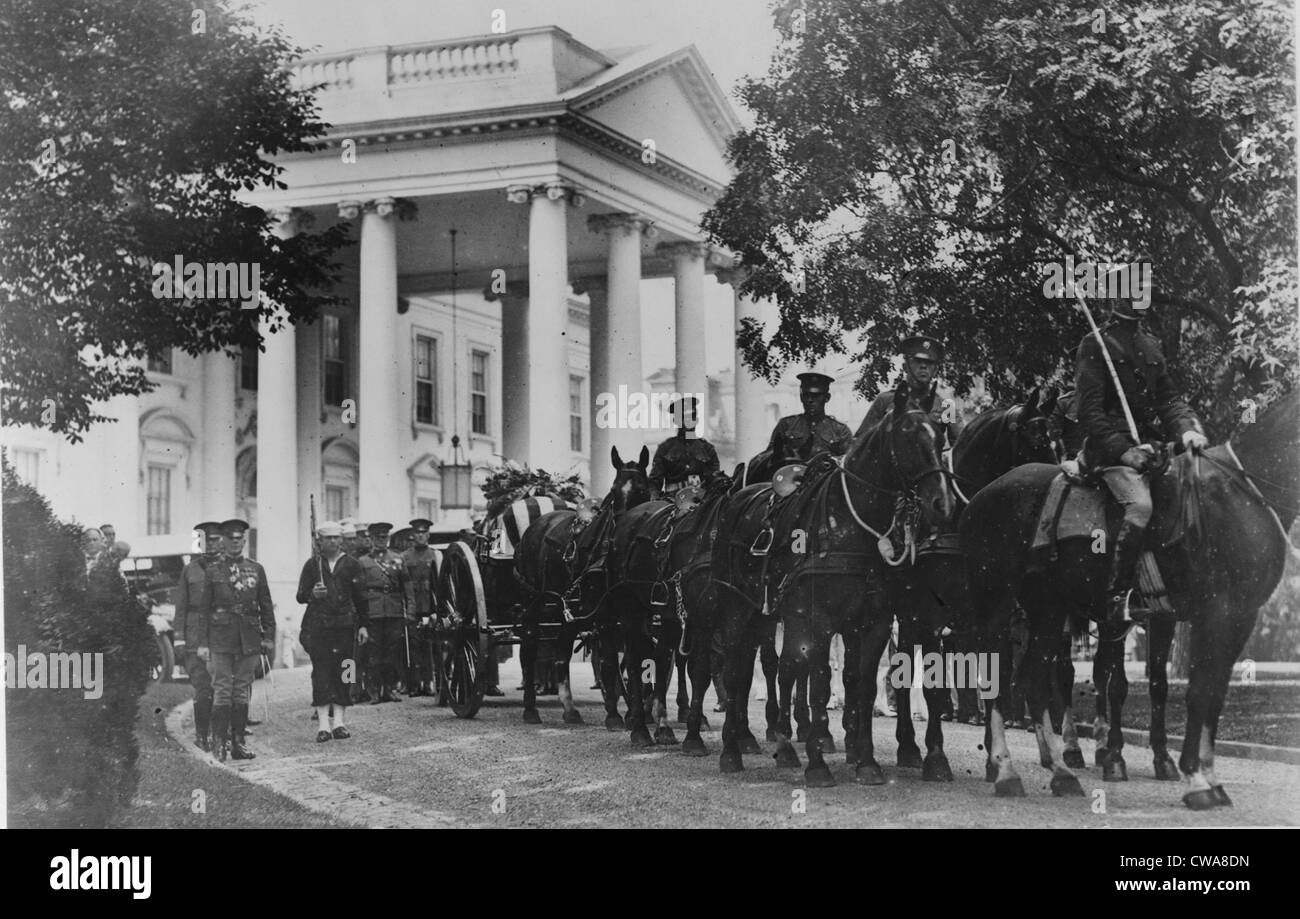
[440,434,473,510]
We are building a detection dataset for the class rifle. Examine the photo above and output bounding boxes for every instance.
[310,494,324,587]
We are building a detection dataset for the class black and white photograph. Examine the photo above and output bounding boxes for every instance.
[1,0,1297,864]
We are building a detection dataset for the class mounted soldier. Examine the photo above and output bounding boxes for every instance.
[857,334,951,445]
[748,372,853,483]
[648,396,720,499]
[1074,290,1206,625]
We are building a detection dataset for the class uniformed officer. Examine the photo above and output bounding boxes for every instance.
[1075,297,1206,624]
[298,521,370,742]
[764,372,854,467]
[402,518,440,697]
[194,519,275,761]
[648,396,721,499]
[173,520,223,751]
[357,522,410,702]
[857,334,951,443]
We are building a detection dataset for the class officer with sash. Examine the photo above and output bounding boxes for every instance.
[402,518,440,697]
[357,522,409,702]
[194,519,275,760]
[173,520,223,751]
[648,396,720,499]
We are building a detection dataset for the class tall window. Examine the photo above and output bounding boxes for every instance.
[146,465,172,535]
[11,447,40,489]
[148,350,173,375]
[569,375,584,452]
[416,497,438,524]
[325,485,348,522]
[324,315,348,407]
[240,345,258,391]
[470,350,488,435]
[415,335,438,425]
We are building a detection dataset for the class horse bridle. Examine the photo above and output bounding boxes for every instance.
[840,408,953,498]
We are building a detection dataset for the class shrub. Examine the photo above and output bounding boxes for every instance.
[3,455,154,826]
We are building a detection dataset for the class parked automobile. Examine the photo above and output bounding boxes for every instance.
[120,554,188,683]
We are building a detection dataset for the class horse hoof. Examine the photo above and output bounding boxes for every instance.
[604,714,624,731]
[897,744,924,770]
[677,706,690,725]
[922,751,954,783]
[994,776,1026,798]
[1102,753,1128,782]
[1050,773,1085,797]
[630,727,655,748]
[739,735,763,756]
[985,761,997,783]
[795,725,810,743]
[1211,785,1233,807]
[819,736,837,754]
[720,751,744,774]
[845,748,859,767]
[1153,755,1180,781]
[1183,789,1218,811]
[562,709,583,725]
[855,762,887,786]
[1063,748,1086,770]
[774,739,802,768]
[805,764,836,788]
[655,726,679,746]
[522,708,542,725]
[699,715,712,732]
[765,728,778,742]
[681,735,708,757]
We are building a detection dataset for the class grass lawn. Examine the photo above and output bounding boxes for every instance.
[109,681,354,828]
[1071,679,1300,748]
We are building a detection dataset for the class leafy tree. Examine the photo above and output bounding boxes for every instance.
[706,0,1295,434]
[0,0,348,439]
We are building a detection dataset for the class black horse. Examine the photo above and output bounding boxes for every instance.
[959,397,1295,807]
[513,446,652,726]
[711,385,954,786]
[1085,389,1300,783]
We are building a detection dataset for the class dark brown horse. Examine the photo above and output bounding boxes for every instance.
[959,396,1295,806]
[1086,389,1300,783]
[513,446,652,726]
[711,385,954,786]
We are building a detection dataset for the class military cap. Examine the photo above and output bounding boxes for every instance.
[899,335,944,362]
[797,372,835,393]
[367,522,393,537]
[392,526,412,542]
[408,518,433,532]
[194,520,224,537]
[317,521,343,538]
[669,395,699,416]
[221,518,250,537]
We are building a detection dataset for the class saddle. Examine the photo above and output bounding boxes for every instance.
[1029,470,1175,616]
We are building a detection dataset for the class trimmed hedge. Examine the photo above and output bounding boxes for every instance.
[3,455,154,827]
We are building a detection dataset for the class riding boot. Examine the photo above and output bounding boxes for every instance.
[1104,521,1148,625]
[231,705,256,760]
[211,706,231,762]
[194,696,212,752]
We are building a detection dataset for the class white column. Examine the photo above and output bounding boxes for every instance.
[357,197,401,521]
[296,312,322,566]
[507,183,577,472]
[257,209,300,624]
[587,212,652,493]
[575,277,610,494]
[718,268,769,462]
[201,351,238,520]
[490,283,530,464]
[661,241,709,423]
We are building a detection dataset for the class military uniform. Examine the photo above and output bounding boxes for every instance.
[195,519,275,760]
[1075,314,1204,622]
[357,522,410,702]
[174,521,222,751]
[747,372,853,484]
[651,398,720,495]
[855,335,951,446]
[298,522,369,737]
[402,518,440,697]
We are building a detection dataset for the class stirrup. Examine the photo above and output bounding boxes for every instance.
[650,581,669,607]
[750,527,773,556]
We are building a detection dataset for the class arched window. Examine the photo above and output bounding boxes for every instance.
[139,410,194,536]
[322,437,359,521]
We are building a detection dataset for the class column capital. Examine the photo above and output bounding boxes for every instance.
[269,207,303,237]
[506,182,586,207]
[483,279,530,302]
[714,264,752,288]
[368,196,397,218]
[656,240,710,261]
[337,199,363,220]
[587,213,656,238]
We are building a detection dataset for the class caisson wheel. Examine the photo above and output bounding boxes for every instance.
[434,541,488,718]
